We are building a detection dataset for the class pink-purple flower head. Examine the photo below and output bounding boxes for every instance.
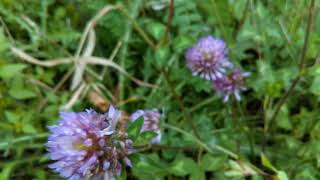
[46,105,132,180]
[212,69,250,102]
[185,36,232,80]
[130,109,161,144]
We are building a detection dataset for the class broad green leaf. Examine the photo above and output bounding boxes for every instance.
[0,64,26,79]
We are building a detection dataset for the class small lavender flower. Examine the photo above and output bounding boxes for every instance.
[46,106,132,180]
[130,109,161,144]
[212,69,250,102]
[185,36,232,80]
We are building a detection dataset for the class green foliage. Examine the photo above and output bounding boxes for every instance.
[0,0,319,179]
[127,116,144,141]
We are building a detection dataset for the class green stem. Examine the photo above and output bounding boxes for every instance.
[118,1,143,102]
[119,7,156,50]
[0,133,48,150]
[163,123,238,159]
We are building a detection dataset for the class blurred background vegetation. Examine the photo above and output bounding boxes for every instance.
[0,0,320,179]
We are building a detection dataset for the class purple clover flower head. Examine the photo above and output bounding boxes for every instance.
[130,109,161,144]
[212,69,250,102]
[46,106,132,180]
[185,36,232,80]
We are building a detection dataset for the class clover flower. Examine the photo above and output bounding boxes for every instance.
[46,106,132,180]
[185,36,232,80]
[212,69,250,102]
[130,109,161,144]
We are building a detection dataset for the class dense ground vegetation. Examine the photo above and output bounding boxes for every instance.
[0,0,320,179]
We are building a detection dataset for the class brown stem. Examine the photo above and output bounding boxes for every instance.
[162,0,174,44]
[161,68,201,139]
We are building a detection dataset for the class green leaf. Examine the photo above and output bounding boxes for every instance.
[8,88,37,100]
[22,124,37,134]
[169,157,197,176]
[172,35,194,52]
[276,171,289,180]
[132,154,168,178]
[0,162,15,180]
[190,167,205,180]
[276,105,292,130]
[261,153,277,172]
[310,76,320,95]
[126,117,144,141]
[225,170,243,177]
[135,131,158,145]
[307,64,320,76]
[200,154,226,171]
[0,64,26,79]
[4,111,19,124]
[0,28,8,54]
[226,160,258,177]
[146,21,166,40]
[155,45,170,66]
